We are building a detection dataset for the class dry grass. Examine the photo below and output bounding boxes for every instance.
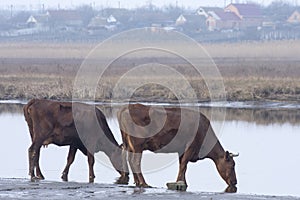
[0,41,300,102]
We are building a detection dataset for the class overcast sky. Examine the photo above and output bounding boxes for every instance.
[0,0,298,10]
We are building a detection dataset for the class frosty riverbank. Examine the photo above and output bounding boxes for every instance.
[0,179,298,200]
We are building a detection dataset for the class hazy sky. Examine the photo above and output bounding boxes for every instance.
[0,0,298,10]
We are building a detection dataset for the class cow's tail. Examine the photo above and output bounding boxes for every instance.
[117,106,128,132]
[23,99,37,141]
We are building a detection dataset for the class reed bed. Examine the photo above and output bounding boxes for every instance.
[0,41,300,102]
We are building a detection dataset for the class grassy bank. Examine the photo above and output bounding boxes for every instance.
[0,41,300,103]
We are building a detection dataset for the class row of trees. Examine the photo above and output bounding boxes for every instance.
[1,0,299,22]
[263,1,300,21]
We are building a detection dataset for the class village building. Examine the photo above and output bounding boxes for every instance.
[175,14,207,33]
[196,7,223,18]
[287,10,300,24]
[175,14,206,32]
[206,10,241,31]
[88,14,118,32]
[26,14,49,28]
[225,3,263,29]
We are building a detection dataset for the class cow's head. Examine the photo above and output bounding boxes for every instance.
[216,151,238,188]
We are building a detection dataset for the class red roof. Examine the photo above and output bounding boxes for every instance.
[214,10,241,21]
[231,3,262,18]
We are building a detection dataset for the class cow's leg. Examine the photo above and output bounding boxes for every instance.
[28,144,35,179]
[35,148,45,180]
[128,152,148,187]
[28,142,42,181]
[87,152,95,183]
[176,153,189,185]
[127,152,139,186]
[165,153,190,191]
[108,145,129,185]
[61,146,77,182]
[116,147,129,184]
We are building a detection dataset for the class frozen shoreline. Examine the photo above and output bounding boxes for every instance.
[0,178,298,200]
[1,99,300,110]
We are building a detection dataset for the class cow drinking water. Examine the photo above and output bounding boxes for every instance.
[23,99,129,184]
[118,103,238,191]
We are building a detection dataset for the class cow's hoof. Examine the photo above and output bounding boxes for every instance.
[225,185,237,193]
[138,183,151,188]
[36,175,45,180]
[89,176,95,183]
[166,181,187,191]
[61,173,68,182]
[115,176,129,185]
[30,176,40,182]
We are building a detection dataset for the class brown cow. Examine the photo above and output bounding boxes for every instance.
[23,99,129,184]
[118,103,238,191]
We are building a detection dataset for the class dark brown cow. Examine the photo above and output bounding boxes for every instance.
[118,103,238,191]
[23,99,129,184]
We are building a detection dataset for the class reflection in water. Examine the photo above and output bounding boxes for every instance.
[222,108,300,125]
[0,102,300,197]
[1,102,300,126]
[101,104,300,126]
[0,103,23,114]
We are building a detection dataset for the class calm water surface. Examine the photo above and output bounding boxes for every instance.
[0,103,299,197]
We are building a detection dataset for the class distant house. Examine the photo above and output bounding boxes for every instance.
[225,3,263,29]
[176,14,206,32]
[100,8,132,29]
[176,14,186,26]
[26,15,37,27]
[107,15,117,23]
[88,15,106,29]
[26,14,49,28]
[196,7,223,18]
[206,10,241,31]
[88,14,118,32]
[287,10,300,24]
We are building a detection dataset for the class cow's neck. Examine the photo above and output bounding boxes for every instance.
[207,140,225,163]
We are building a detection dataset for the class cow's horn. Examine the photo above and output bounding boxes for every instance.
[229,153,239,157]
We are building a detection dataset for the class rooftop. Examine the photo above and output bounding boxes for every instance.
[229,3,262,18]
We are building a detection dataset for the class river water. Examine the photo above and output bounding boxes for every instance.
[0,101,299,198]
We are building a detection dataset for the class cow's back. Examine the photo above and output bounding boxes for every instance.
[24,99,78,145]
[118,104,203,153]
